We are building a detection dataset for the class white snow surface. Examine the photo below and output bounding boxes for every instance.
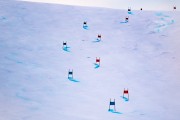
[0,0,180,120]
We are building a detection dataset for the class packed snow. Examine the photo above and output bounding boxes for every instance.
[0,0,180,120]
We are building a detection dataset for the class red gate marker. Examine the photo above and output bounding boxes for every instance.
[96,57,100,66]
[124,90,128,94]
[96,59,100,62]
[125,16,129,22]
[97,34,101,41]
[98,34,101,38]
[123,88,129,100]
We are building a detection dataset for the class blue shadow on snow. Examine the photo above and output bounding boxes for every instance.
[164,15,170,18]
[168,20,175,25]
[92,38,101,43]
[1,17,6,20]
[128,11,134,15]
[120,21,128,24]
[63,46,70,52]
[156,12,163,16]
[68,77,80,82]
[83,26,89,30]
[108,109,122,114]
[156,12,170,18]
[121,96,129,102]
[94,63,100,69]
[16,93,32,102]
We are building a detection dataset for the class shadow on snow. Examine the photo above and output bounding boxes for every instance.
[92,38,101,43]
[120,21,128,24]
[68,77,80,82]
[63,46,70,52]
[94,63,100,69]
[83,26,89,30]
[108,109,122,114]
[121,96,129,102]
[128,11,134,15]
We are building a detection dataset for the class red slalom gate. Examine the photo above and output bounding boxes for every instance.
[125,16,129,22]
[96,57,100,66]
[123,88,129,100]
[97,34,101,40]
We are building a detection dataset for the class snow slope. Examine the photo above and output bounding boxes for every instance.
[0,0,180,120]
